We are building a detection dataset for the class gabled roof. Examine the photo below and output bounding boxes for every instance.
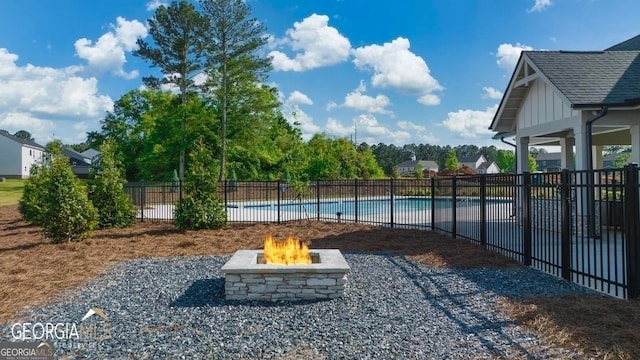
[62,148,91,166]
[490,34,640,132]
[477,161,496,170]
[525,50,640,107]
[0,130,45,150]
[395,160,439,169]
[81,148,100,159]
[458,154,484,163]
[606,34,640,51]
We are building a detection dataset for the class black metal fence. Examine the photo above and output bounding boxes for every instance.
[123,165,640,298]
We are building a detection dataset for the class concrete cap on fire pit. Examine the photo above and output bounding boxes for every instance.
[221,249,351,274]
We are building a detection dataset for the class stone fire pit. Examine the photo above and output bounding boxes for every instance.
[221,249,350,301]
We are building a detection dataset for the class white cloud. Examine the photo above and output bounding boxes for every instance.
[75,17,148,79]
[441,105,498,139]
[146,0,168,11]
[496,43,533,70]
[482,86,503,100]
[285,90,313,106]
[0,48,113,144]
[352,37,442,106]
[397,120,438,143]
[529,0,552,12]
[325,114,411,145]
[269,14,351,72]
[345,81,392,114]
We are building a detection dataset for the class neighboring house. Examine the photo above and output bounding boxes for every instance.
[458,154,485,170]
[476,161,500,174]
[62,148,93,178]
[535,152,562,172]
[395,160,439,175]
[458,154,501,174]
[0,130,46,178]
[80,148,100,164]
[490,34,640,172]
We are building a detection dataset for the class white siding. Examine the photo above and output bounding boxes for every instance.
[21,146,44,178]
[0,136,22,177]
[518,80,574,130]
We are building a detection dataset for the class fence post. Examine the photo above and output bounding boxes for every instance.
[480,175,487,248]
[277,180,281,224]
[141,182,145,223]
[390,178,395,228]
[224,180,228,213]
[354,179,359,223]
[316,180,321,221]
[431,177,436,231]
[624,163,640,298]
[452,175,457,238]
[560,169,572,281]
[523,172,532,266]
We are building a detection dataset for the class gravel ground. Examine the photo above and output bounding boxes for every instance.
[1,253,602,359]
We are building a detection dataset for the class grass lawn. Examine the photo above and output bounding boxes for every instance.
[0,179,24,206]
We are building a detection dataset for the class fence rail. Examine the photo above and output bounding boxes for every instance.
[124,164,640,299]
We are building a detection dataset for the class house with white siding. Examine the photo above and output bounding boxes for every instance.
[458,154,500,174]
[0,131,46,178]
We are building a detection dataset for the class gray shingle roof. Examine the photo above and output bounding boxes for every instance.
[458,154,484,163]
[525,50,640,107]
[0,130,45,149]
[606,35,640,51]
[534,152,561,161]
[396,160,438,169]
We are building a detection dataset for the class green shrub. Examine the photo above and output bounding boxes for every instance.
[40,143,97,243]
[19,164,50,225]
[174,139,227,230]
[89,140,136,229]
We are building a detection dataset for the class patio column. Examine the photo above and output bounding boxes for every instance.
[516,136,530,173]
[574,125,590,218]
[560,137,575,170]
[632,124,640,165]
[594,145,604,169]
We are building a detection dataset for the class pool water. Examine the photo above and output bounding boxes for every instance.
[247,197,488,216]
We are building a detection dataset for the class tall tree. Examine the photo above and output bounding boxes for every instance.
[496,149,515,173]
[445,150,459,170]
[133,1,209,180]
[201,0,272,181]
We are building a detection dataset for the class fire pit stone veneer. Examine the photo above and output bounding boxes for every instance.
[221,249,350,301]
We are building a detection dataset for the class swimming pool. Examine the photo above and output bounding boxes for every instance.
[243,197,501,216]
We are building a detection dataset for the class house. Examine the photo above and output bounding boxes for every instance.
[395,160,439,175]
[490,34,640,173]
[80,148,100,164]
[0,130,46,178]
[535,152,562,172]
[62,148,93,178]
[458,154,500,174]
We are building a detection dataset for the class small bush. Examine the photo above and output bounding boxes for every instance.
[174,139,227,230]
[89,140,136,229]
[19,164,50,225]
[40,143,97,243]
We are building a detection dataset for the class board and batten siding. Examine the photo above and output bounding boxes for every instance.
[517,79,579,129]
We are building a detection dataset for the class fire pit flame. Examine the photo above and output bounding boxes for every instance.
[263,234,312,265]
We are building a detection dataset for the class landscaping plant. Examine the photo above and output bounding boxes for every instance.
[89,140,136,228]
[19,164,50,225]
[40,142,97,243]
[174,139,227,230]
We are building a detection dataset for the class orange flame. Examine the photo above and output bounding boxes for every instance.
[263,235,312,265]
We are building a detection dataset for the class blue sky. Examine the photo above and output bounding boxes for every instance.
[0,0,638,147]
